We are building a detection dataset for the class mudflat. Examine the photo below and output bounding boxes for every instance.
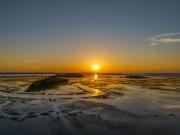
[0,74,180,135]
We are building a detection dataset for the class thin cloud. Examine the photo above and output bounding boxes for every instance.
[148,32,180,46]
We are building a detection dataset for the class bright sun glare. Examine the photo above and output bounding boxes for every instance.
[92,64,100,71]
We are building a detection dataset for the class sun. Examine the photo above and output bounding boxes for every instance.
[92,64,100,71]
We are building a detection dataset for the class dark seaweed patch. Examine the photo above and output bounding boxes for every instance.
[26,75,68,92]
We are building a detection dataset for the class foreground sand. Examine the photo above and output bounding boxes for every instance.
[0,74,180,135]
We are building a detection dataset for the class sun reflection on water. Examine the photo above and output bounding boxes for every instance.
[91,88,102,97]
[94,74,98,81]
[90,73,104,97]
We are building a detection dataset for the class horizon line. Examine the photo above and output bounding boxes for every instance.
[0,72,180,74]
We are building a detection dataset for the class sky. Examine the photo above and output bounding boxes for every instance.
[0,0,180,73]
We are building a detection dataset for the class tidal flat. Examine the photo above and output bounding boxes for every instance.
[0,73,180,135]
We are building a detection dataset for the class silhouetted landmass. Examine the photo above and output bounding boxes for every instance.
[56,73,84,78]
[125,75,147,79]
[27,75,68,92]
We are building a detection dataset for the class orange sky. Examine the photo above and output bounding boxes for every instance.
[0,38,180,72]
[0,1,180,73]
[1,38,180,73]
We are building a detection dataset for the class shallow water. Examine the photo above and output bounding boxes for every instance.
[0,74,180,135]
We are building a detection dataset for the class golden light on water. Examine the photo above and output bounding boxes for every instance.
[94,74,98,80]
[91,89,102,97]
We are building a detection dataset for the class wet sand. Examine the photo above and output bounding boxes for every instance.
[0,74,180,135]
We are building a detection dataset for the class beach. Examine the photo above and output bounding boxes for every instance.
[0,74,180,135]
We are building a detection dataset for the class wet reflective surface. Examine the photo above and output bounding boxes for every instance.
[94,74,98,81]
[0,74,180,135]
